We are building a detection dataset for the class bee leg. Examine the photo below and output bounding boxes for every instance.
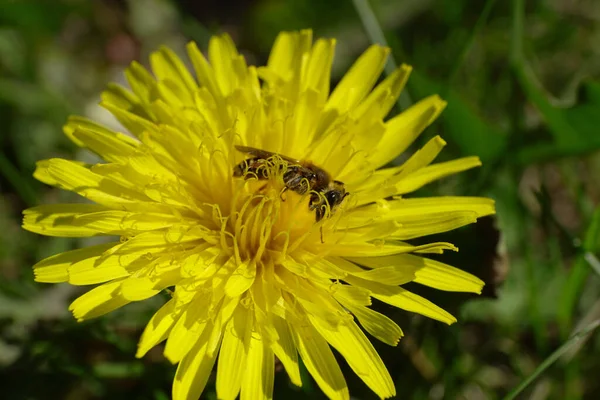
[314,205,326,243]
[279,186,288,201]
[314,203,325,221]
[308,193,320,211]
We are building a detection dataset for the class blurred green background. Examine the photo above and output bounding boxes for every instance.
[1,0,600,399]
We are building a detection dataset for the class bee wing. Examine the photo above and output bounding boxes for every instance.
[234,145,301,164]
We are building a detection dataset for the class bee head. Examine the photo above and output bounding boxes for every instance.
[324,181,348,207]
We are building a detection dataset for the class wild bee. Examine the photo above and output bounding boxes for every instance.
[233,145,348,222]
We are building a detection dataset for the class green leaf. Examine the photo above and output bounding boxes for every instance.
[584,207,600,253]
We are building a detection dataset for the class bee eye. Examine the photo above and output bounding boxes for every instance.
[326,191,338,204]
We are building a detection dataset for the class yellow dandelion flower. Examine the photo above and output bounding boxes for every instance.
[23,30,495,400]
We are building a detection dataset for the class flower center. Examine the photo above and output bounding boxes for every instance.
[221,159,321,264]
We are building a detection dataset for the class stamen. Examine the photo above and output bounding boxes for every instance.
[218,153,329,274]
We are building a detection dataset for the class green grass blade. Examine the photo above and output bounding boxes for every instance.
[448,0,498,85]
[0,151,37,207]
[578,206,600,279]
[558,208,600,336]
[584,252,600,276]
[510,0,524,64]
[503,319,600,400]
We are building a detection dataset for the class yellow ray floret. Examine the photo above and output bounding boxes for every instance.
[23,30,496,400]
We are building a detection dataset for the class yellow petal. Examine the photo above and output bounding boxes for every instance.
[322,241,457,257]
[341,213,482,241]
[331,284,372,307]
[172,325,218,400]
[106,228,211,257]
[341,197,495,240]
[32,160,60,187]
[69,123,140,164]
[216,304,252,400]
[99,82,137,114]
[392,196,495,218]
[398,156,483,196]
[282,89,323,155]
[100,83,155,121]
[376,287,456,325]
[391,212,480,240]
[208,34,240,97]
[301,38,335,103]
[319,253,411,284]
[137,299,177,358]
[344,273,456,324]
[341,302,403,347]
[354,64,412,121]
[72,210,183,235]
[269,314,301,387]
[274,268,349,325]
[288,252,347,280]
[224,260,257,297]
[399,135,448,177]
[187,41,221,100]
[343,196,495,228]
[240,330,274,400]
[101,101,158,139]
[120,272,179,301]
[350,254,484,293]
[355,157,482,207]
[96,236,203,277]
[150,46,197,99]
[413,257,484,293]
[265,30,312,84]
[23,204,112,237]
[124,61,158,104]
[350,266,415,286]
[31,242,116,283]
[326,45,389,114]
[308,118,356,173]
[369,95,447,169]
[63,116,140,155]
[68,251,132,286]
[310,317,396,399]
[164,294,211,364]
[68,279,129,321]
[336,120,386,180]
[35,158,149,206]
[206,295,240,357]
[290,317,349,400]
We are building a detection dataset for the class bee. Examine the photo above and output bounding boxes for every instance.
[233,145,348,222]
